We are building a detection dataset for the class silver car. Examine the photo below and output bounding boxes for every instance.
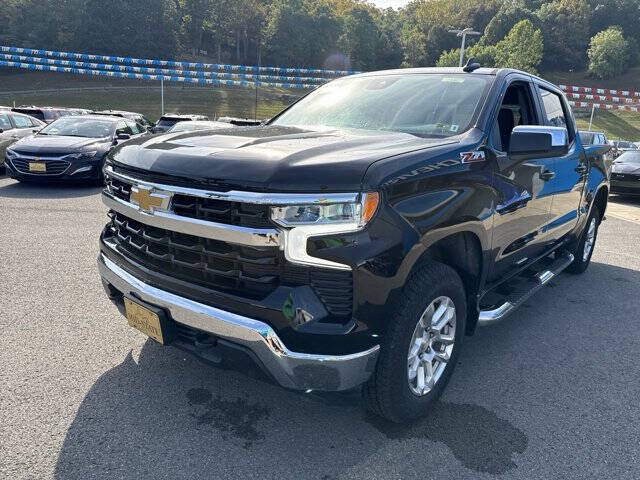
[0,112,45,169]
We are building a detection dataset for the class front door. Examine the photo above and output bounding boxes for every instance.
[487,79,556,281]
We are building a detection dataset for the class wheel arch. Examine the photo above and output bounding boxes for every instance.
[412,231,484,335]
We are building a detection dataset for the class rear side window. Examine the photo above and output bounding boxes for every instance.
[11,114,33,128]
[539,88,567,128]
[0,114,12,130]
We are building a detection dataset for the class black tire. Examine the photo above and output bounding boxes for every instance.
[566,206,600,274]
[363,261,466,423]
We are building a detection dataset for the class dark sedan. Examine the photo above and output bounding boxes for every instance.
[610,151,640,196]
[4,115,147,183]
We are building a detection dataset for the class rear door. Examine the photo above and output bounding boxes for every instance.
[535,85,587,242]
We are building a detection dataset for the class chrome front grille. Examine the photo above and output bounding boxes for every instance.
[10,158,70,175]
[106,176,272,228]
[101,165,355,316]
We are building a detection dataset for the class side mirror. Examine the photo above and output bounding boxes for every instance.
[116,133,131,140]
[509,126,569,159]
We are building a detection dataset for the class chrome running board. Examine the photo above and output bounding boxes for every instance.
[478,252,574,326]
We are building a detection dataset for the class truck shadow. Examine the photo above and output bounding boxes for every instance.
[53,260,640,479]
[0,178,101,199]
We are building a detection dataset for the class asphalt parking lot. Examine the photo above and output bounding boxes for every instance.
[1,175,639,480]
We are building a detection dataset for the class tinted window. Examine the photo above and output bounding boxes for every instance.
[156,118,182,128]
[0,114,12,130]
[273,74,492,138]
[539,88,567,128]
[11,114,33,128]
[579,132,594,145]
[126,120,142,134]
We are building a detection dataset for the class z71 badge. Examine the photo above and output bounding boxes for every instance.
[460,151,486,164]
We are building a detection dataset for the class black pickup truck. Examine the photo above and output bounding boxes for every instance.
[98,66,609,422]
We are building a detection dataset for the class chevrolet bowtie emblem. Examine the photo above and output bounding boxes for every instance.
[130,186,170,213]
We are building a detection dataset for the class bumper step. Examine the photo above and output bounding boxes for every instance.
[478,251,574,326]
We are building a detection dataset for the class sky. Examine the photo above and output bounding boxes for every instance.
[370,0,410,8]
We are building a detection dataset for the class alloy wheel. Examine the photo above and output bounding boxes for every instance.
[583,217,597,262]
[407,296,456,396]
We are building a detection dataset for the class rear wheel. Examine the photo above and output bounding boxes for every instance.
[363,261,466,423]
[566,206,600,274]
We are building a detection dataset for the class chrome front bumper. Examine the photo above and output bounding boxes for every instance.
[98,253,379,391]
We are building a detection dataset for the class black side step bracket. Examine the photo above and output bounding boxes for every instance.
[477,251,574,326]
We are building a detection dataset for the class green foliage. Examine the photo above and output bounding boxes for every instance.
[1,0,640,75]
[493,19,543,73]
[436,43,496,68]
[587,27,632,79]
[337,5,380,70]
[535,0,590,70]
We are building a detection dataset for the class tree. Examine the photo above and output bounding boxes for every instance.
[536,0,590,71]
[493,19,543,73]
[337,4,379,70]
[436,43,496,67]
[481,0,537,45]
[587,27,631,79]
[263,0,340,67]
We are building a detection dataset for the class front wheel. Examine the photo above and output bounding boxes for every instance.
[566,206,600,274]
[363,261,466,423]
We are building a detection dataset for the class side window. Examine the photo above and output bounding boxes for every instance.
[492,82,539,153]
[0,114,12,130]
[11,114,33,129]
[30,117,41,127]
[539,88,567,128]
[126,120,141,134]
[116,121,133,135]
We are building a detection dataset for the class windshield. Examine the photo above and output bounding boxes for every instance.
[272,74,491,137]
[157,118,184,128]
[39,117,114,138]
[617,151,640,164]
[168,121,223,132]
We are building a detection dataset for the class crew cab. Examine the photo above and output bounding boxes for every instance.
[98,66,609,422]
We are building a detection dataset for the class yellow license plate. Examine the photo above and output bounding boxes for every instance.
[124,297,165,344]
[29,162,47,172]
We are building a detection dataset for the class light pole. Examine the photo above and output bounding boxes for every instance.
[448,28,481,67]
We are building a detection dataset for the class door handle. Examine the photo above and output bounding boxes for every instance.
[575,164,588,174]
[540,170,555,181]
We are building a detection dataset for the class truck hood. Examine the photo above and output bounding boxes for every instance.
[12,135,110,154]
[110,125,457,191]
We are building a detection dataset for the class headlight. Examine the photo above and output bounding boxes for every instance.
[271,192,379,228]
[272,192,379,270]
[5,148,17,159]
[64,151,98,160]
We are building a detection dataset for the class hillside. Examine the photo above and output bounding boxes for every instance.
[0,70,302,121]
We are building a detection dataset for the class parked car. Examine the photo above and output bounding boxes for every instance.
[12,106,79,124]
[611,140,638,159]
[610,151,640,196]
[5,115,147,183]
[0,111,46,170]
[151,114,209,133]
[167,120,234,133]
[93,110,154,131]
[98,66,609,422]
